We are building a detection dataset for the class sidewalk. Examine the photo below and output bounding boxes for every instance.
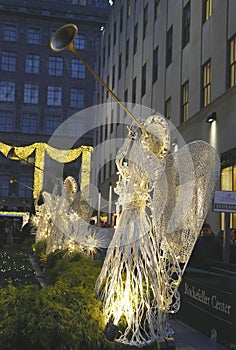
[172,319,230,350]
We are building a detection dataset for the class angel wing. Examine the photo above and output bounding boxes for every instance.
[153,140,220,268]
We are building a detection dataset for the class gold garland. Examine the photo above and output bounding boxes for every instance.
[0,142,93,198]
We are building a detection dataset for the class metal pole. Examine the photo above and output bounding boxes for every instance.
[223,212,230,263]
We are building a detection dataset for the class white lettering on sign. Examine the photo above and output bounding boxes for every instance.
[184,283,232,316]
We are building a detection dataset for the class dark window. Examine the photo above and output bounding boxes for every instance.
[0,111,14,131]
[126,39,129,67]
[108,34,111,57]
[118,53,122,79]
[143,4,148,39]
[165,97,171,119]
[74,33,85,50]
[48,57,63,76]
[46,115,62,134]
[70,88,85,109]
[133,23,138,55]
[71,59,85,78]
[27,27,40,44]
[22,113,38,133]
[113,21,117,46]
[3,24,16,42]
[120,6,123,32]
[47,86,62,106]
[141,63,146,97]
[132,77,136,104]
[112,65,115,89]
[182,2,190,48]
[153,46,159,83]
[1,51,16,71]
[124,89,128,101]
[25,54,40,74]
[166,26,173,67]
[0,81,15,102]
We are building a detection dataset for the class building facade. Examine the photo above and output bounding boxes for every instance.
[96,0,236,231]
[0,0,111,212]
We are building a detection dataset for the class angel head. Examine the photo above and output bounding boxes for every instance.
[140,114,171,159]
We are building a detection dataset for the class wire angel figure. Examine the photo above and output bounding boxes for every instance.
[95,114,220,347]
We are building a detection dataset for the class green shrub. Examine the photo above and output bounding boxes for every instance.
[0,250,114,350]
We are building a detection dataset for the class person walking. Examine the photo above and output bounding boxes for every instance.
[189,223,222,267]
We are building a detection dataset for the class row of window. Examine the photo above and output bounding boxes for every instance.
[0,111,62,135]
[2,23,86,48]
[102,0,211,68]
[0,81,85,108]
[101,32,236,122]
[0,175,32,198]
[1,52,86,78]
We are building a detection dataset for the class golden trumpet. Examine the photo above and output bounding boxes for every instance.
[50,23,146,133]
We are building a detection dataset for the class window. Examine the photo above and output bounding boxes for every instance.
[125,39,129,67]
[70,88,85,109]
[182,2,190,48]
[22,113,38,133]
[106,75,109,98]
[112,65,115,89]
[71,59,85,78]
[127,0,131,18]
[203,0,212,23]
[132,77,136,104]
[48,57,63,76]
[141,63,146,97]
[165,98,171,119]
[229,34,236,88]
[143,4,148,39]
[202,60,211,107]
[166,26,173,67]
[0,81,15,102]
[74,33,85,50]
[108,34,111,57]
[154,0,160,20]
[3,24,16,42]
[120,6,123,32]
[124,89,128,101]
[47,86,62,106]
[118,53,122,79]
[103,46,106,67]
[1,51,16,72]
[27,27,40,44]
[0,111,14,131]
[24,84,39,104]
[0,176,9,197]
[18,177,33,198]
[25,54,40,74]
[133,23,138,55]
[181,81,189,122]
[113,21,117,46]
[153,46,159,83]
[46,115,62,134]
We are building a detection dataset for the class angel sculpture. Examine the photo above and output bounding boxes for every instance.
[95,114,220,347]
[32,176,109,257]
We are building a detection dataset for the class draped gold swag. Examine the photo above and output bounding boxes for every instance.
[0,142,93,198]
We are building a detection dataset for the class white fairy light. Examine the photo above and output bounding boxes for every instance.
[96,114,220,347]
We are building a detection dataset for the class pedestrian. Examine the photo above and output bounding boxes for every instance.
[189,223,222,267]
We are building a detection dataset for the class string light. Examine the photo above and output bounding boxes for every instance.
[0,142,93,198]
